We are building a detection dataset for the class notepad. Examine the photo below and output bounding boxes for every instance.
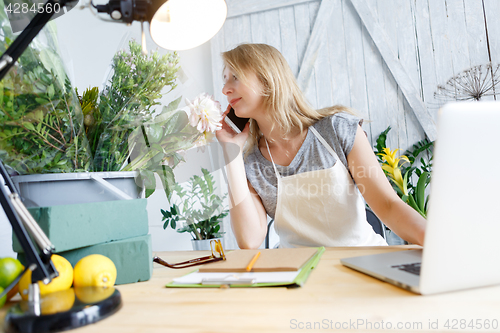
[165,247,325,288]
[198,247,318,272]
[173,271,301,285]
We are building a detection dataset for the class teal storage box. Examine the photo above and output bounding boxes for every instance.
[13,198,148,253]
[19,235,153,285]
[61,235,153,285]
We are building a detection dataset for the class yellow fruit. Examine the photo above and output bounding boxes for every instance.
[40,288,75,315]
[18,254,73,301]
[73,255,117,288]
[0,257,24,289]
[75,286,115,304]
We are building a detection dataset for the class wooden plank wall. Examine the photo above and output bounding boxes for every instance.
[212,0,498,151]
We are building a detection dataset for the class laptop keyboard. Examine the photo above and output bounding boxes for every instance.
[391,262,421,276]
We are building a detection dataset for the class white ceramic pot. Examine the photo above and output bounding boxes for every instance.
[191,238,222,251]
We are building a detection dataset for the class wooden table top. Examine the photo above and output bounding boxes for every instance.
[2,246,500,332]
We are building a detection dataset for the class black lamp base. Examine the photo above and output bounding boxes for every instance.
[4,287,122,333]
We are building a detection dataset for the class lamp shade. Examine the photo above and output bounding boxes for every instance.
[149,0,227,50]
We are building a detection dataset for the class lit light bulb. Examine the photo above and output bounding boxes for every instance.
[150,0,227,50]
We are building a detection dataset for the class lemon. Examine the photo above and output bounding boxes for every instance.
[73,255,117,288]
[18,254,73,301]
[75,286,115,304]
[40,288,75,315]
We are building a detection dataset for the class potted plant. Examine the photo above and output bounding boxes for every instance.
[161,168,229,250]
[374,127,434,244]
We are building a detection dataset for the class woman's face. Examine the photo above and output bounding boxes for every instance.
[222,67,266,119]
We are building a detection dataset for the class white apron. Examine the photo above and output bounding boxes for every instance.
[266,126,387,248]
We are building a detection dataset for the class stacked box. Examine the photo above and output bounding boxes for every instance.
[14,198,153,285]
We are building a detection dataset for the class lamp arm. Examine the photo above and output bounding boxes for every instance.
[0,0,78,81]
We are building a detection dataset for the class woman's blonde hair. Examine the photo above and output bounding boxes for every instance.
[222,43,356,154]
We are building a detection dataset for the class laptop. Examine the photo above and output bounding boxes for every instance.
[341,101,500,295]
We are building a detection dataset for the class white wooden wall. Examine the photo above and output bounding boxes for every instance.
[211,0,500,152]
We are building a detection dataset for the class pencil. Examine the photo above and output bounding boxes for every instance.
[246,251,261,272]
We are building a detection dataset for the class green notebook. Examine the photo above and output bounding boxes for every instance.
[165,247,325,288]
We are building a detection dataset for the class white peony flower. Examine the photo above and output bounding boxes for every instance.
[185,93,223,135]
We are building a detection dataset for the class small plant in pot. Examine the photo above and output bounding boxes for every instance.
[161,168,228,250]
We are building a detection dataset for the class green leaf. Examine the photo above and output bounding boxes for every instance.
[170,219,176,229]
[162,110,189,136]
[202,168,214,195]
[375,126,391,153]
[161,209,171,218]
[407,194,426,218]
[415,171,430,213]
[39,47,67,90]
[139,169,156,190]
[159,165,176,201]
[47,84,55,99]
[172,204,179,215]
[35,97,48,104]
[23,122,35,131]
[145,124,164,143]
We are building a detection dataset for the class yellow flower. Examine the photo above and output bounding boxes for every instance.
[379,148,410,168]
[379,148,410,196]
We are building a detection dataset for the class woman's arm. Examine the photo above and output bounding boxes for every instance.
[216,108,268,249]
[222,146,268,249]
[347,125,426,245]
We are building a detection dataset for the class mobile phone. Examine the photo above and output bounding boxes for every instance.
[224,107,249,133]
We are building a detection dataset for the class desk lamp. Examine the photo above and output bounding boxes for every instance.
[0,0,227,332]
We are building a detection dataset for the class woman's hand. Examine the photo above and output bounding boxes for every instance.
[216,105,250,150]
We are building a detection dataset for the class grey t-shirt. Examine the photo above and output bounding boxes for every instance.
[244,112,362,219]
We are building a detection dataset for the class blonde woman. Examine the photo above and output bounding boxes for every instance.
[216,43,426,249]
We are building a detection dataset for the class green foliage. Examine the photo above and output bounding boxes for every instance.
[161,168,228,240]
[72,41,187,197]
[0,14,91,174]
[0,14,182,179]
[374,126,391,162]
[87,40,181,172]
[122,96,202,199]
[375,127,434,218]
